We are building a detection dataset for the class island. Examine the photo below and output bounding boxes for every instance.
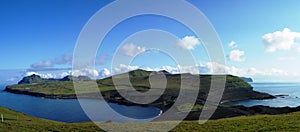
[4,69,279,119]
[5,69,270,102]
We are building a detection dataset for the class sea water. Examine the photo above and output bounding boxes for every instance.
[0,85,161,123]
[227,82,300,107]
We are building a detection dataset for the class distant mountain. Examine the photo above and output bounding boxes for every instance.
[18,74,91,84]
[240,77,253,82]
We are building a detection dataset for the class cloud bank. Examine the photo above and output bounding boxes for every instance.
[30,53,73,69]
[262,28,300,52]
[30,60,53,69]
[30,53,110,69]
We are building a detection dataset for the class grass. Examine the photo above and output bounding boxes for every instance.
[0,106,101,132]
[173,112,300,131]
[0,106,300,131]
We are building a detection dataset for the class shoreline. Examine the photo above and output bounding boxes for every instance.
[4,87,300,123]
[3,87,276,111]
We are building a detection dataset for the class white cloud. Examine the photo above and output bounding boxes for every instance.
[31,53,72,69]
[199,62,231,74]
[25,71,56,78]
[96,62,292,81]
[160,65,199,74]
[59,71,72,77]
[99,68,111,78]
[30,60,53,69]
[177,36,200,50]
[199,62,290,77]
[160,66,179,73]
[112,64,139,74]
[143,67,153,71]
[262,28,300,52]
[121,43,146,57]
[177,65,199,74]
[201,62,224,74]
[30,53,71,69]
[30,53,110,69]
[72,68,99,78]
[25,71,72,79]
[228,41,237,48]
[228,50,245,62]
[110,64,199,75]
[101,63,224,77]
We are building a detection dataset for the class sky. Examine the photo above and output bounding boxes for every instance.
[1,0,300,83]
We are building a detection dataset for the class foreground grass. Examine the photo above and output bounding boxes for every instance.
[0,106,101,132]
[0,106,300,132]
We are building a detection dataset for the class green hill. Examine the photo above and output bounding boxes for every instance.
[0,106,300,131]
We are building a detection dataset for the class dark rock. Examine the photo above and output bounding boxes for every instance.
[275,94,289,98]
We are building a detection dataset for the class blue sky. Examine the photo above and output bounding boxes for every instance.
[1,0,300,82]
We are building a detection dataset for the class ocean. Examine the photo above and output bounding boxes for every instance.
[0,85,161,123]
[227,82,300,107]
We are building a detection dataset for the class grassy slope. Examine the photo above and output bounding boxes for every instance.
[0,106,300,131]
[0,107,101,132]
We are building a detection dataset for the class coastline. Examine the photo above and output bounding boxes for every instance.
[3,86,276,111]
[4,86,300,122]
